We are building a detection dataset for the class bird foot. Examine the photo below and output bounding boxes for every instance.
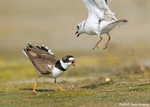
[92,45,99,50]
[103,45,108,50]
[59,88,65,91]
[32,90,37,94]
[55,83,65,91]
[103,47,107,50]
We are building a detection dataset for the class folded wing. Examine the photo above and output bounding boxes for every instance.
[23,44,59,75]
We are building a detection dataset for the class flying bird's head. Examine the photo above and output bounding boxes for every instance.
[75,21,85,37]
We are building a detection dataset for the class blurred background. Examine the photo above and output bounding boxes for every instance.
[0,0,150,82]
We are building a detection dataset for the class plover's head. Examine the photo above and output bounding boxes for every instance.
[60,55,76,69]
[75,21,85,37]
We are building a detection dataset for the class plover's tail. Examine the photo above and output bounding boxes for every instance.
[108,19,128,27]
[23,44,54,58]
[35,44,54,55]
[23,49,28,58]
[118,19,128,23]
[116,19,128,27]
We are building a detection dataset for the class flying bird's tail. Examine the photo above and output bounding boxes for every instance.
[118,19,128,23]
[101,19,128,33]
[116,19,128,26]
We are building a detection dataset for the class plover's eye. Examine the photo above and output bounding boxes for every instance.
[77,26,79,29]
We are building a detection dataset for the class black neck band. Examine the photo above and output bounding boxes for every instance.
[55,61,66,71]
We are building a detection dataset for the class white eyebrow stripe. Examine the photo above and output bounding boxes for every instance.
[69,57,74,61]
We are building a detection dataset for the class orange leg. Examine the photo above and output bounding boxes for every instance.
[54,78,64,91]
[32,76,39,94]
[55,83,64,91]
[103,33,111,50]
[92,36,103,50]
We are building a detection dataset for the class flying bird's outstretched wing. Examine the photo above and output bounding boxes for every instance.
[83,0,116,21]
[83,0,103,19]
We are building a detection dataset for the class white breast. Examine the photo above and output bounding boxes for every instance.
[100,20,117,34]
[51,67,64,78]
[83,17,101,35]
[84,22,99,35]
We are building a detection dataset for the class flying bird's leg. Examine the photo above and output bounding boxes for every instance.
[92,19,102,50]
[103,33,111,50]
[32,76,39,94]
[92,36,103,50]
[54,78,64,91]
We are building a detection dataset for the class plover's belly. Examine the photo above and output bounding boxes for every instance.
[84,24,98,35]
[101,25,114,34]
[101,20,118,34]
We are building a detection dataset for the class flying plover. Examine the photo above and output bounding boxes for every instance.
[75,0,128,50]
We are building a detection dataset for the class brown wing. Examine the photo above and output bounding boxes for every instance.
[23,44,59,75]
[30,57,54,75]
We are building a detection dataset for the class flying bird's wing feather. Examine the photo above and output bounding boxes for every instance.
[104,0,109,4]
[94,0,116,20]
[82,0,103,19]
[83,0,116,21]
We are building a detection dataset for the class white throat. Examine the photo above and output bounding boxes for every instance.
[60,59,70,70]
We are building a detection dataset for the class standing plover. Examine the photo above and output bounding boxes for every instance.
[75,0,128,50]
[23,44,76,93]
